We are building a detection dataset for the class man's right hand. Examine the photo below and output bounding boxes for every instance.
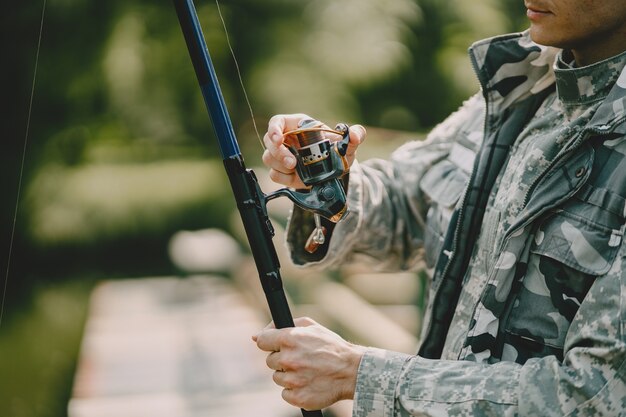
[262,114,366,189]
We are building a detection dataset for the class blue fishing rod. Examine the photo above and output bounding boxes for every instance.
[173,1,353,415]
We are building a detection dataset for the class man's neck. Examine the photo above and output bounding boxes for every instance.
[571,29,626,66]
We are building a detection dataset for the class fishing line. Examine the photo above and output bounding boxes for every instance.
[0,0,47,329]
[215,0,264,149]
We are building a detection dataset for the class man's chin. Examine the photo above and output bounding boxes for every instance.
[528,26,561,49]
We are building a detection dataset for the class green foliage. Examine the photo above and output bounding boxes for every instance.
[1,2,529,417]
[2,0,530,308]
[0,280,93,417]
[25,160,231,245]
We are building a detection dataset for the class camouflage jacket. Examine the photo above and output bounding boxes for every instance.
[286,32,626,416]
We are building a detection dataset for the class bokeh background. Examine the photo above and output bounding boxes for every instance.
[1,1,527,416]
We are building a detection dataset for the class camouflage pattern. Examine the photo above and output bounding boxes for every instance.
[286,31,626,416]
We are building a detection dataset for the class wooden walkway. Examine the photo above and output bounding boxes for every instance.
[69,276,300,417]
[68,225,425,417]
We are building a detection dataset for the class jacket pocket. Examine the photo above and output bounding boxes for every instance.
[502,198,624,364]
[533,202,623,276]
[420,159,468,268]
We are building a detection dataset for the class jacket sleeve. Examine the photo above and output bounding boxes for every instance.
[352,239,626,417]
[285,93,484,271]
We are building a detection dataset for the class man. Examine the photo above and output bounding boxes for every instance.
[254,1,626,415]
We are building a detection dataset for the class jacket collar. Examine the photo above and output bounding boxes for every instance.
[468,31,558,112]
[586,57,626,136]
[468,31,626,135]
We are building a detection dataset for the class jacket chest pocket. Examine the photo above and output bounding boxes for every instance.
[502,191,624,364]
[420,158,469,269]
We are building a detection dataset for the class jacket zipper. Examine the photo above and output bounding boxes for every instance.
[458,126,615,357]
[509,126,617,251]
[521,128,581,209]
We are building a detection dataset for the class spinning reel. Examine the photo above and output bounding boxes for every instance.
[265,119,351,252]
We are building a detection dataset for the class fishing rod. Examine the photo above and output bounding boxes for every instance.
[172,1,352,415]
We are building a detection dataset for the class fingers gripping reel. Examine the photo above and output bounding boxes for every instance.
[265,119,350,252]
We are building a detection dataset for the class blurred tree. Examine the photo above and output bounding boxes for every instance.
[1,0,118,308]
[0,0,530,316]
[354,0,529,131]
[2,0,528,295]
[0,2,528,417]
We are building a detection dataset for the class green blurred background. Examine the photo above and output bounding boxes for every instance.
[1,1,526,416]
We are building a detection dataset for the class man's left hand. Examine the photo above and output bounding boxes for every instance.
[253,317,366,410]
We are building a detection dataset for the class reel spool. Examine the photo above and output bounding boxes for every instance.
[283,119,350,187]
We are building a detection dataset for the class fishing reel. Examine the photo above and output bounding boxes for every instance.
[266,119,351,252]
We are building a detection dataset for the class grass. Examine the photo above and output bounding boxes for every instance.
[0,279,94,417]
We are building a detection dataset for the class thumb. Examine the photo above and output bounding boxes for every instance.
[346,124,366,158]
